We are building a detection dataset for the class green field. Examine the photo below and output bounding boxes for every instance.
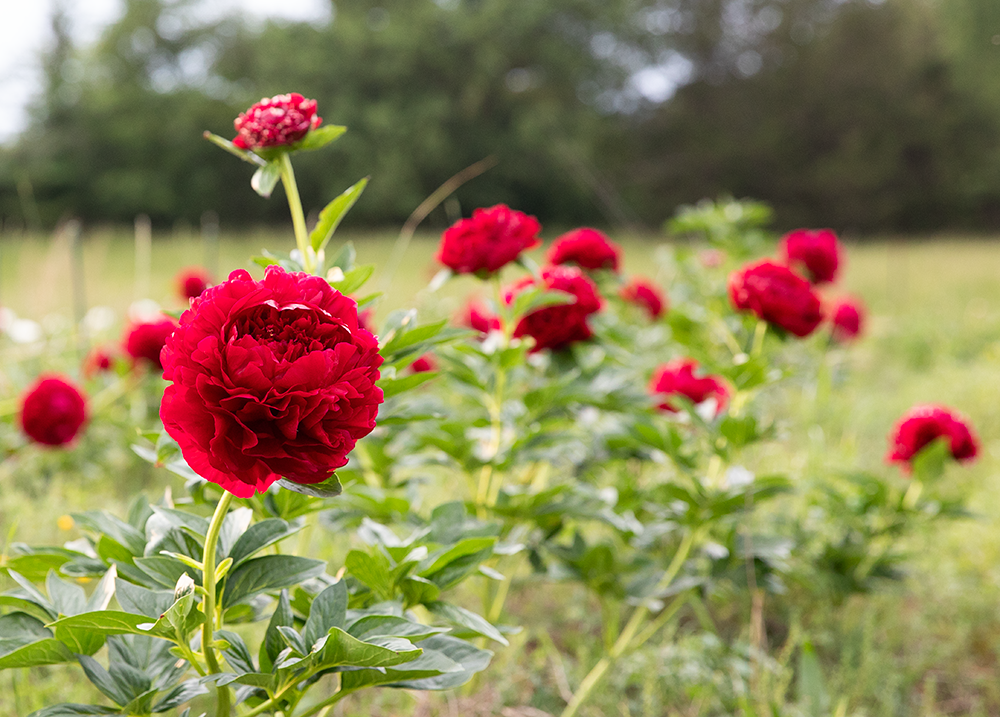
[2,229,1000,715]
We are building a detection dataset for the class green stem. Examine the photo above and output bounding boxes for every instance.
[560,527,701,717]
[750,319,768,357]
[279,153,313,274]
[202,491,234,717]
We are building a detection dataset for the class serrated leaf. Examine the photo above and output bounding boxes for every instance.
[250,162,281,198]
[310,177,368,253]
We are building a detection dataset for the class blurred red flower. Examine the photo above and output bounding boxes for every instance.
[620,278,666,319]
[177,267,212,301]
[232,93,322,150]
[460,300,501,336]
[649,359,730,416]
[886,404,978,470]
[505,265,602,351]
[20,375,88,447]
[830,296,865,342]
[728,260,824,337]
[160,267,383,498]
[438,204,541,276]
[83,347,115,377]
[779,228,841,284]
[124,317,178,371]
[410,354,437,373]
[547,228,621,272]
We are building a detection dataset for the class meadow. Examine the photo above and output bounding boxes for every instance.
[2,227,1000,716]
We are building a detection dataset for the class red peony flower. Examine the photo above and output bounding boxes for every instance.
[232,93,322,150]
[620,278,666,319]
[886,404,978,470]
[124,317,178,371]
[20,375,88,447]
[505,265,602,351]
[410,354,437,373]
[778,228,841,284]
[649,359,730,416]
[83,347,115,377]
[177,267,212,301]
[547,228,621,272]
[460,300,501,336]
[728,260,824,337]
[437,204,541,276]
[830,296,865,342]
[160,266,383,498]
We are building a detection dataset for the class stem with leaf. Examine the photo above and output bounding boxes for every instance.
[202,491,234,717]
[560,526,703,717]
[279,153,314,274]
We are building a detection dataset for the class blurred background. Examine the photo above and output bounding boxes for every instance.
[4,0,1000,234]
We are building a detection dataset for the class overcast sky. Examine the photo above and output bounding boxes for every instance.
[0,0,331,143]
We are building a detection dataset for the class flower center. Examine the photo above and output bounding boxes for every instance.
[225,301,352,362]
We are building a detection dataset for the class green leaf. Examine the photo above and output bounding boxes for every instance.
[250,161,282,198]
[385,635,492,690]
[108,661,153,703]
[380,319,448,357]
[27,705,119,716]
[330,264,375,296]
[0,637,74,670]
[276,474,343,498]
[78,654,131,706]
[339,645,462,690]
[152,680,208,712]
[346,615,447,642]
[797,641,829,715]
[114,579,174,620]
[0,595,55,624]
[509,287,574,321]
[259,590,293,673]
[202,131,267,166]
[276,625,308,656]
[133,556,196,590]
[215,630,255,674]
[313,627,421,670]
[310,177,368,253]
[227,518,304,568]
[376,373,437,399]
[330,241,357,272]
[418,537,496,589]
[345,550,395,601]
[303,581,348,650]
[47,570,86,617]
[426,602,508,645]
[72,512,146,557]
[222,555,326,609]
[291,124,347,152]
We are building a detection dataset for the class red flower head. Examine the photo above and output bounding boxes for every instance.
[830,296,865,342]
[460,300,501,337]
[728,260,824,337]
[83,347,115,378]
[505,265,602,351]
[20,375,88,447]
[438,204,541,276]
[649,359,731,416]
[779,228,841,284]
[160,266,383,498]
[547,228,621,272]
[357,307,376,335]
[410,354,437,373]
[886,404,979,470]
[620,278,666,319]
[232,93,322,150]
[124,317,178,371]
[177,267,212,301]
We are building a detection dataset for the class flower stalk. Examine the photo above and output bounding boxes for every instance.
[279,153,314,274]
[201,490,234,717]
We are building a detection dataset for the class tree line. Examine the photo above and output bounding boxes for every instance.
[2,0,999,234]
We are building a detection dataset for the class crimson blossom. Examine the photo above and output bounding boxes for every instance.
[649,359,731,416]
[83,347,115,377]
[779,228,841,284]
[620,278,666,319]
[232,93,322,150]
[437,204,541,276]
[160,266,383,498]
[177,267,212,301]
[460,300,501,337]
[410,354,437,373]
[728,259,824,337]
[547,228,621,272]
[886,404,978,470]
[505,265,602,351]
[20,375,88,447]
[124,317,178,371]
[830,296,865,342]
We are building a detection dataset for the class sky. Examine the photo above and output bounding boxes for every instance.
[0,0,331,143]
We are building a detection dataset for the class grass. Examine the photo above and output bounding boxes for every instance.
[2,227,1000,715]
